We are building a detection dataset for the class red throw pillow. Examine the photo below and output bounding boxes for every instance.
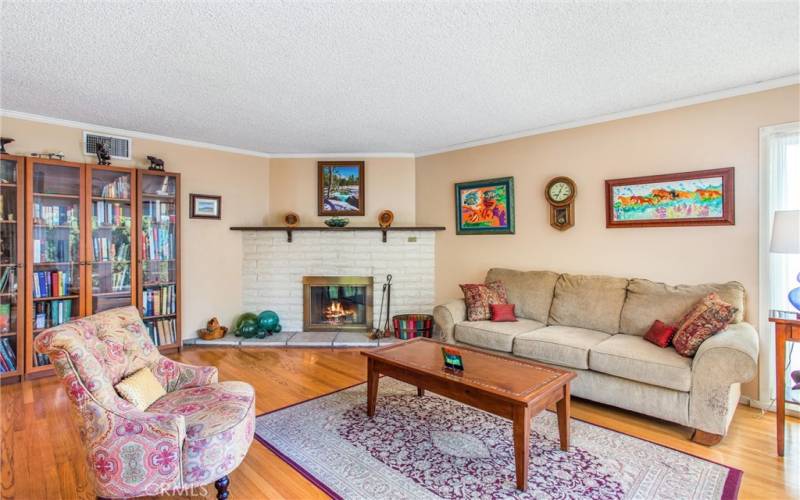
[459,281,508,321]
[672,293,737,357]
[491,304,517,322]
[644,320,677,348]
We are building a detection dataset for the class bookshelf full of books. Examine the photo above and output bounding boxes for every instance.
[0,155,24,380]
[25,158,85,374]
[89,165,135,314]
[137,170,181,350]
[3,157,183,381]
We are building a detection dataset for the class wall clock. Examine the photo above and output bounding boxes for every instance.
[545,177,576,231]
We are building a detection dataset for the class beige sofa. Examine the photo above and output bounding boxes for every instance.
[433,268,759,444]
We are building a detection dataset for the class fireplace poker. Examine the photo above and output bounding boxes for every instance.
[371,274,393,340]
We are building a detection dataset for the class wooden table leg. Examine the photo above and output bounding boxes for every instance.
[776,326,786,457]
[512,405,531,491]
[417,387,425,397]
[556,383,571,452]
[367,359,379,418]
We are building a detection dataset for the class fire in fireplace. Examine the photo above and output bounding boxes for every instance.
[302,276,373,332]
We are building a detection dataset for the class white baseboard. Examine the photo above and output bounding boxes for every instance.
[740,396,800,418]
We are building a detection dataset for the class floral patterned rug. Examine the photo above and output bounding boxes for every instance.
[254,379,741,499]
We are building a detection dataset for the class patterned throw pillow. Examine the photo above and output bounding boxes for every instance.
[459,281,508,321]
[114,367,167,410]
[672,293,737,357]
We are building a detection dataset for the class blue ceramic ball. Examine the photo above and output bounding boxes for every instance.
[257,310,281,332]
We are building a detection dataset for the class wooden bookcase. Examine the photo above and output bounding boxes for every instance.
[136,169,181,352]
[11,158,181,380]
[87,164,137,316]
[24,157,86,375]
[0,155,25,382]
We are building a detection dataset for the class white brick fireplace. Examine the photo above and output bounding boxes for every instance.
[241,230,436,332]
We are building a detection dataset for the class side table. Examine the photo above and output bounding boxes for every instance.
[769,309,800,457]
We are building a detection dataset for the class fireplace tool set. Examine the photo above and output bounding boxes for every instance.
[371,274,393,340]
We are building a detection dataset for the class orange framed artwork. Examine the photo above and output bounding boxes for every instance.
[455,177,515,235]
[605,167,734,228]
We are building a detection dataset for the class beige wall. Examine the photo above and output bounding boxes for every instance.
[268,157,415,226]
[0,116,270,340]
[415,84,800,399]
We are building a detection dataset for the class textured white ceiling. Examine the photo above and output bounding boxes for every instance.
[1,1,798,155]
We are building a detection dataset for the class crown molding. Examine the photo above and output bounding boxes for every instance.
[0,109,274,158]
[270,152,415,159]
[0,109,416,159]
[415,74,800,157]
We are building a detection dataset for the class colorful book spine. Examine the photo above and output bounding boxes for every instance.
[0,338,16,372]
[142,285,176,317]
[33,299,73,329]
[145,318,176,346]
[32,270,71,298]
[100,177,130,199]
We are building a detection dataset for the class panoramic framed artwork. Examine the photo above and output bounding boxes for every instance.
[189,194,222,219]
[605,167,734,228]
[318,161,365,216]
[455,176,515,235]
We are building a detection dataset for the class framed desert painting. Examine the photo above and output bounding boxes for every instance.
[605,167,734,228]
[318,161,365,216]
[455,177,515,234]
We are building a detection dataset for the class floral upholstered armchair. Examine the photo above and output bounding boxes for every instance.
[34,306,255,499]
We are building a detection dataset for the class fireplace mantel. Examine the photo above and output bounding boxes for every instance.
[230,225,446,242]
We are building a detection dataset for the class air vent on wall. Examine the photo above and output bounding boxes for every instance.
[83,131,132,160]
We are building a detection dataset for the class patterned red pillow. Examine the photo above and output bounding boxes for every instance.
[644,320,677,348]
[672,293,737,357]
[490,304,517,322]
[459,281,508,321]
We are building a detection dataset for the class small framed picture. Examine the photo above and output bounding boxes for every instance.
[190,194,222,219]
[441,347,465,371]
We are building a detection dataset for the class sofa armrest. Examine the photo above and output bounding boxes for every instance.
[433,299,466,343]
[691,322,759,378]
[152,357,219,392]
[689,322,759,435]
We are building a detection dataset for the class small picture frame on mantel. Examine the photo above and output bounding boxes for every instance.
[190,194,222,219]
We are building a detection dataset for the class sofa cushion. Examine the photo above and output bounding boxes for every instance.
[485,268,559,323]
[512,325,611,369]
[454,318,544,352]
[619,278,745,336]
[589,334,692,392]
[548,274,629,334]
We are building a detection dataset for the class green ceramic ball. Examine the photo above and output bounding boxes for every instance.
[234,313,258,336]
[239,319,259,338]
[257,310,280,332]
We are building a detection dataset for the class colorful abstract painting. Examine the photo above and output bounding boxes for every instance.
[455,177,515,234]
[605,168,734,228]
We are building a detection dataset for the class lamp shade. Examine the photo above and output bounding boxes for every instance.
[770,210,800,254]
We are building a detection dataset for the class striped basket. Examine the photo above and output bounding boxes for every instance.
[392,314,434,340]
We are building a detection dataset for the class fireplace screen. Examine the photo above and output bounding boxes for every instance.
[303,276,373,332]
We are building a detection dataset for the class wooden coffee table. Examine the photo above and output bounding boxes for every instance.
[362,338,576,491]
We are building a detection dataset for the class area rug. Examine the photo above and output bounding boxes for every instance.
[254,379,742,499]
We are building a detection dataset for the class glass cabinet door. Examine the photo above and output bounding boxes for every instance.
[0,155,23,378]
[138,171,180,349]
[88,166,134,313]
[27,159,84,371]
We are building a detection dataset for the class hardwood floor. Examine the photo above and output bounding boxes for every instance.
[1,346,797,499]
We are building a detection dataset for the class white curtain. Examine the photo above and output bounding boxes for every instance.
[766,125,800,402]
